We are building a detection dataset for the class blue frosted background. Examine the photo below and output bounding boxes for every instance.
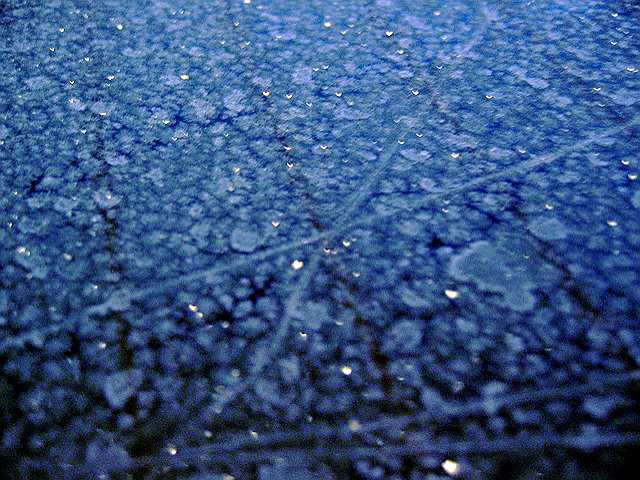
[1,0,639,478]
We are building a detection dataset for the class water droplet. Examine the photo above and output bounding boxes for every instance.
[441,459,460,476]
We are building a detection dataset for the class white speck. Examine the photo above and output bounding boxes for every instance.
[93,188,121,209]
[445,289,459,299]
[442,459,460,476]
[348,419,361,431]
[116,24,124,30]
[291,259,304,270]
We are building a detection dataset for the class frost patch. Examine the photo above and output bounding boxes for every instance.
[527,217,568,241]
[230,223,260,253]
[224,89,247,113]
[103,370,143,409]
[449,241,536,311]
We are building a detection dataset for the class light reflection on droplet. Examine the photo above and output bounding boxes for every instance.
[348,419,362,431]
[441,459,460,476]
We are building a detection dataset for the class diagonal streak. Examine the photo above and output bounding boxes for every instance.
[110,114,639,306]
[210,123,411,413]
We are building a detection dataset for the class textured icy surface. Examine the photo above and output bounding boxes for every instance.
[1,0,640,478]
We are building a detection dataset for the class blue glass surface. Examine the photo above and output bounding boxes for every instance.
[1,0,639,477]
